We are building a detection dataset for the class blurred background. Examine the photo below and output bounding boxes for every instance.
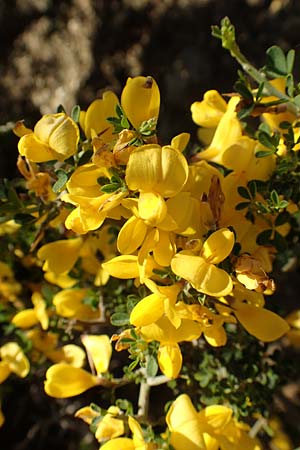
[1,0,300,177]
[1,1,300,449]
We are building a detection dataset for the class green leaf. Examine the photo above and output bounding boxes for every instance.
[14,213,35,225]
[275,211,290,226]
[256,229,272,245]
[293,94,300,108]
[71,105,81,123]
[237,186,251,199]
[247,180,257,198]
[57,104,66,114]
[235,201,250,210]
[146,355,158,377]
[234,80,253,102]
[266,46,287,75]
[53,170,68,193]
[270,189,279,205]
[78,149,93,166]
[257,131,276,150]
[255,150,275,158]
[286,49,295,73]
[100,183,120,193]
[110,312,130,326]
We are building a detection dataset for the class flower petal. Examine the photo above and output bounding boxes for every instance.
[201,228,234,264]
[234,302,290,342]
[166,394,206,450]
[0,342,30,378]
[81,335,112,375]
[171,253,233,296]
[37,237,82,275]
[102,255,140,279]
[121,76,160,129]
[130,293,165,327]
[44,363,98,398]
[158,343,182,379]
[117,216,148,254]
[18,133,53,162]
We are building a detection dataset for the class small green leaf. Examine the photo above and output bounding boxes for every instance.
[71,105,81,123]
[53,170,68,193]
[235,201,250,210]
[100,183,120,193]
[247,180,257,198]
[286,49,295,74]
[255,150,275,158]
[146,355,158,377]
[266,46,287,75]
[256,229,272,245]
[237,186,251,199]
[234,81,253,102]
[110,312,130,326]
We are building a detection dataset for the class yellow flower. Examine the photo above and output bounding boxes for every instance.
[140,316,202,378]
[126,144,188,198]
[16,113,79,162]
[226,283,289,342]
[194,96,242,161]
[53,288,101,321]
[0,342,30,383]
[44,334,112,398]
[80,91,119,140]
[62,163,128,234]
[76,405,125,443]
[130,282,181,328]
[171,228,234,296]
[166,394,262,450]
[121,76,160,130]
[285,310,300,347]
[12,291,49,330]
[100,416,156,450]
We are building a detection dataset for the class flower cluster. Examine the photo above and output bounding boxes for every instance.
[1,18,300,450]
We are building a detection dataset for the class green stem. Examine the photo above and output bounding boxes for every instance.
[214,18,300,116]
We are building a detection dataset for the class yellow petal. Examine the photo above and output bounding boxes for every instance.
[126,144,188,197]
[158,343,182,379]
[37,237,82,275]
[234,302,290,341]
[32,292,49,330]
[204,326,227,347]
[47,344,86,368]
[53,288,99,321]
[0,342,30,378]
[153,229,175,266]
[198,405,232,430]
[117,217,148,254]
[191,90,227,127]
[75,406,98,425]
[130,293,165,327]
[81,335,112,375]
[34,113,79,161]
[100,438,135,450]
[171,253,233,296]
[44,271,78,288]
[18,133,54,162]
[138,192,167,226]
[102,255,140,279]
[166,394,206,450]
[13,120,32,137]
[121,76,160,129]
[44,363,98,398]
[84,91,119,140]
[0,405,4,427]
[95,413,125,442]
[12,309,38,329]
[201,228,234,264]
[0,361,11,384]
[171,133,190,152]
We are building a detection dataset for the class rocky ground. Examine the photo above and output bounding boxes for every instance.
[0,1,300,449]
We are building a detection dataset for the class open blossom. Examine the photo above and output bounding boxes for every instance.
[171,228,235,296]
[15,113,79,162]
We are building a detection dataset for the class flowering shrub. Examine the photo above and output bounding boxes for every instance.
[1,17,300,449]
